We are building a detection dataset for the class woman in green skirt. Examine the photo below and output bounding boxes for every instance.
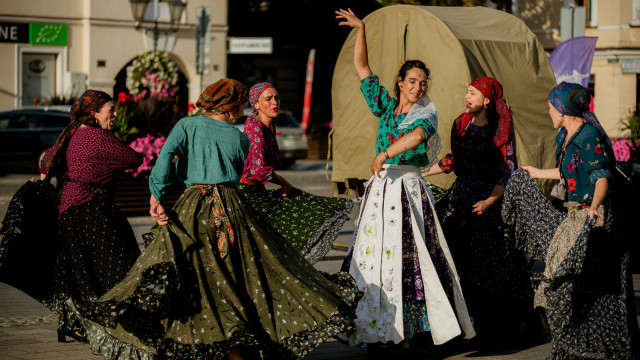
[239,82,353,264]
[69,79,361,360]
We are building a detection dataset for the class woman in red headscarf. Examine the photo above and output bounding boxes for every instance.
[238,82,353,264]
[423,77,542,345]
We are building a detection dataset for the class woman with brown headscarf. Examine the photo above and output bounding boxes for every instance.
[68,79,361,360]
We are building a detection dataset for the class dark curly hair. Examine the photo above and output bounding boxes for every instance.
[393,60,431,100]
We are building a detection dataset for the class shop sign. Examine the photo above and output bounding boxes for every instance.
[620,59,640,74]
[29,23,67,46]
[228,37,272,54]
[0,22,29,43]
[0,22,67,45]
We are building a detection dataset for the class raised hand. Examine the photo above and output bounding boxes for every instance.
[335,8,363,29]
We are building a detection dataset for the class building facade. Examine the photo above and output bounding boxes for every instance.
[0,0,228,110]
[518,0,640,138]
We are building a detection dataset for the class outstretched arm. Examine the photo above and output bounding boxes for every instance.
[336,8,372,80]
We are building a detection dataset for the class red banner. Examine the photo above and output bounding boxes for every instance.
[301,48,315,134]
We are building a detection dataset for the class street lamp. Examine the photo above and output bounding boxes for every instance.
[129,0,187,52]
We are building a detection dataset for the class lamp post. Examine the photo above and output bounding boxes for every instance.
[129,0,187,52]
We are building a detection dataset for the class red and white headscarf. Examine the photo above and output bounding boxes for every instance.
[249,82,274,117]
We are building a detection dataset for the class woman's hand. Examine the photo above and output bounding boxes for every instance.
[280,179,293,197]
[521,166,540,179]
[370,152,386,177]
[471,199,494,215]
[149,195,168,226]
[587,207,599,221]
[335,8,363,29]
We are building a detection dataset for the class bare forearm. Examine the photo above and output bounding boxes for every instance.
[385,128,426,158]
[423,164,443,176]
[354,25,372,80]
[590,177,608,210]
[486,184,505,204]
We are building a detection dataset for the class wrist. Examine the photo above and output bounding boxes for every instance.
[383,149,390,160]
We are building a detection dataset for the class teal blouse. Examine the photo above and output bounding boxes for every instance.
[360,74,436,166]
[149,115,250,202]
[556,122,612,205]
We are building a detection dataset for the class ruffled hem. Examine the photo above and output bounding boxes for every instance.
[301,199,354,264]
[71,271,361,360]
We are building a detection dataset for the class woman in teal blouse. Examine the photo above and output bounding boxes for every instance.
[68,79,362,360]
[336,8,474,355]
[502,82,640,359]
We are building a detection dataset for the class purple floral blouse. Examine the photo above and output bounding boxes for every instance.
[241,116,280,185]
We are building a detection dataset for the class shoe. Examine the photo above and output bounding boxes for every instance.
[57,329,88,343]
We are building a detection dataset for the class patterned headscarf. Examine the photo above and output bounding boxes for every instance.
[196,78,248,114]
[548,81,614,159]
[469,76,513,149]
[42,89,112,176]
[249,82,274,117]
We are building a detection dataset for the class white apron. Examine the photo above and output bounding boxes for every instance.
[347,164,475,345]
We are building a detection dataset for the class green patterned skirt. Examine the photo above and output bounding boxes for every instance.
[69,185,361,360]
[238,183,353,264]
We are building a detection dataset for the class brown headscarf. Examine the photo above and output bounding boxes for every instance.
[196,78,249,114]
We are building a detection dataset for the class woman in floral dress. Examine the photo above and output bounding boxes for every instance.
[0,90,143,343]
[422,78,540,345]
[502,81,640,359]
[335,8,474,353]
[68,78,361,360]
[239,82,353,264]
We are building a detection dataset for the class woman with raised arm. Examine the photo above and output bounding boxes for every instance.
[422,78,541,346]
[239,82,353,264]
[67,79,361,360]
[335,8,474,355]
[502,82,640,359]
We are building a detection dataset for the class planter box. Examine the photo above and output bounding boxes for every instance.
[113,172,180,216]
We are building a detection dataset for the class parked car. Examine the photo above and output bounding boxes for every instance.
[235,109,308,169]
[0,105,72,172]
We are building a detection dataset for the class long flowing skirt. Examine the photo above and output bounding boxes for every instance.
[502,168,640,359]
[341,164,474,345]
[54,195,142,333]
[70,184,361,359]
[438,175,540,342]
[238,183,353,264]
[0,181,141,334]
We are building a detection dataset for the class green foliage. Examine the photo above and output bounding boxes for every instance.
[622,106,640,142]
[112,102,139,142]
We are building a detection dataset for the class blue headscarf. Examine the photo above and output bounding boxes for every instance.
[548,82,614,160]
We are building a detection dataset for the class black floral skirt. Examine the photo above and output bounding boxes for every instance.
[70,185,361,360]
[502,168,640,359]
[437,175,539,343]
[52,195,142,333]
[238,183,353,264]
[1,181,141,334]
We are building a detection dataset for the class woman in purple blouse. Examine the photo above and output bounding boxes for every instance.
[36,90,142,342]
[238,82,354,264]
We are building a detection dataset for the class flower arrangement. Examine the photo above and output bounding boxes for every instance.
[112,92,139,142]
[126,134,166,178]
[126,51,179,102]
[612,138,640,162]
